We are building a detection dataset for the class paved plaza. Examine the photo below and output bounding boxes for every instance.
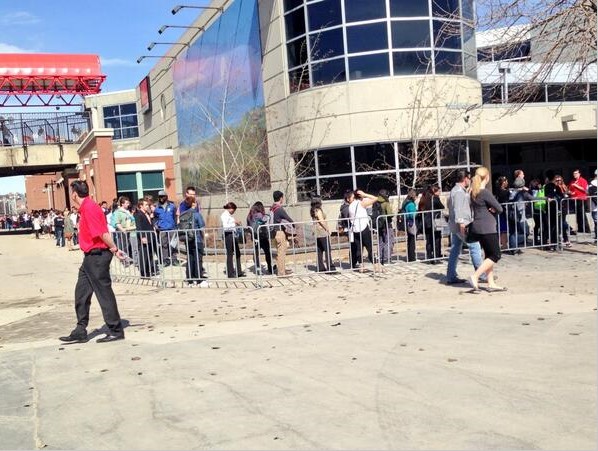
[0,234,596,450]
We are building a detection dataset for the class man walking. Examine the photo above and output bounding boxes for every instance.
[446,170,483,284]
[59,180,127,343]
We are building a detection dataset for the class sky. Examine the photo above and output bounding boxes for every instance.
[0,0,210,194]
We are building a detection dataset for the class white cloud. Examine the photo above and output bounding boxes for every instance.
[0,11,40,26]
[0,43,32,53]
[101,57,136,67]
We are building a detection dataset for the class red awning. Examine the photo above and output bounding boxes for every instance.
[0,53,106,95]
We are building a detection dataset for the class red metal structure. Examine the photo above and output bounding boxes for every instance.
[0,53,106,107]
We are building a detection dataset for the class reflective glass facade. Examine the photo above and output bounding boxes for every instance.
[103,103,139,140]
[284,0,476,91]
[172,0,270,194]
[295,139,481,200]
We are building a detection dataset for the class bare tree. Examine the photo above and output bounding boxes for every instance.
[476,0,597,105]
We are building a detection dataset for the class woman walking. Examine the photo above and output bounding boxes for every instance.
[247,201,273,275]
[310,196,336,272]
[468,167,506,292]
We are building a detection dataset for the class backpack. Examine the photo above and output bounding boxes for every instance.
[177,209,196,242]
[337,202,350,231]
[370,201,383,230]
[251,214,271,240]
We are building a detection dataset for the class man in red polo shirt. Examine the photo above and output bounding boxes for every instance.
[568,168,590,234]
[59,180,127,343]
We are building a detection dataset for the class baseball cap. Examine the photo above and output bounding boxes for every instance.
[158,190,167,196]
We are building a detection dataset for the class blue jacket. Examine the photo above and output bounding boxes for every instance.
[193,211,206,244]
[154,201,177,231]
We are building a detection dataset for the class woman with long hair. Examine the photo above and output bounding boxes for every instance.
[494,176,510,248]
[468,167,505,292]
[310,196,336,272]
[247,201,273,275]
[402,189,418,262]
[347,189,377,271]
[419,185,444,263]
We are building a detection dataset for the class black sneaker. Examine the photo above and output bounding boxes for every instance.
[446,277,466,285]
[59,329,88,343]
[96,334,125,343]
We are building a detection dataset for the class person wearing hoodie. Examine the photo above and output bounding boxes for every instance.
[376,189,394,264]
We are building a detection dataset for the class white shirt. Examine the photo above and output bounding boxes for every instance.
[220,211,237,231]
[349,200,369,233]
[69,213,78,227]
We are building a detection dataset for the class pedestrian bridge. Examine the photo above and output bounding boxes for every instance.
[0,111,89,176]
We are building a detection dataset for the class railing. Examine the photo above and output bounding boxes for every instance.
[107,199,596,288]
[0,111,90,147]
[560,196,597,246]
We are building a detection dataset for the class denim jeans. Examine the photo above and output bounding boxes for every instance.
[446,232,482,282]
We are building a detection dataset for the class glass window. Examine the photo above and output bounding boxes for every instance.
[468,141,482,166]
[320,176,354,200]
[141,171,164,189]
[590,83,597,101]
[284,0,303,12]
[462,0,474,20]
[439,140,467,166]
[482,84,502,103]
[463,53,477,78]
[477,47,492,61]
[346,23,388,53]
[113,129,122,140]
[311,58,347,85]
[120,103,137,115]
[432,0,459,17]
[433,20,462,49]
[287,37,308,67]
[103,106,119,118]
[120,115,138,127]
[462,25,476,55]
[344,0,387,23]
[356,173,398,195]
[297,178,318,202]
[491,144,507,165]
[318,147,352,175]
[440,168,466,191]
[389,0,429,17]
[393,51,432,75]
[104,117,120,129]
[116,173,137,191]
[289,66,310,92]
[398,141,437,169]
[354,144,396,172]
[391,21,430,48]
[349,53,390,80]
[310,28,344,61]
[547,84,588,102]
[294,151,317,178]
[415,170,440,189]
[121,127,139,139]
[434,51,462,74]
[307,0,342,30]
[285,8,306,40]
[493,40,531,61]
[508,83,545,103]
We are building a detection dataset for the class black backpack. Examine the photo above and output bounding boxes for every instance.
[370,201,383,230]
[178,209,196,242]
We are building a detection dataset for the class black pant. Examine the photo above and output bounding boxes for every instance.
[224,232,243,277]
[424,227,442,260]
[574,199,591,233]
[316,236,335,272]
[74,250,123,336]
[548,203,558,245]
[137,232,157,278]
[186,240,204,282]
[407,232,416,262]
[533,210,548,245]
[253,235,272,273]
[351,226,374,266]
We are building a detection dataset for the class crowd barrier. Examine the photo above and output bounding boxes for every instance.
[559,196,597,246]
[108,197,596,287]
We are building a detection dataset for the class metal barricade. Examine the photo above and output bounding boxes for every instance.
[498,199,558,252]
[159,226,257,287]
[560,196,597,246]
[375,209,449,265]
[110,230,160,283]
[256,216,378,284]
